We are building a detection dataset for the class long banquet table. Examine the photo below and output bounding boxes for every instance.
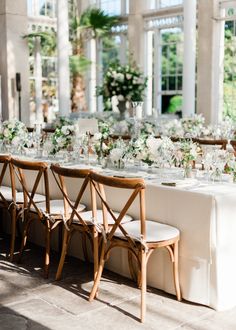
[2,156,236,311]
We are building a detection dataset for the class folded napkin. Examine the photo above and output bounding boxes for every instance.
[161,178,198,187]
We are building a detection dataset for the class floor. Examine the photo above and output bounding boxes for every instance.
[0,235,236,330]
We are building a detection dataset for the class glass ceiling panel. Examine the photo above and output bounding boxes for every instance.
[147,0,183,10]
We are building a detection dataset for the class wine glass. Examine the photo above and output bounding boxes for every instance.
[42,135,53,159]
[33,124,43,157]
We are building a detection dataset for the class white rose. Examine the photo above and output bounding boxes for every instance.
[3,128,10,138]
[93,133,102,141]
[117,95,124,101]
[7,122,14,129]
[110,148,124,162]
[56,137,66,148]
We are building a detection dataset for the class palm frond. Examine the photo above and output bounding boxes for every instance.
[79,7,118,37]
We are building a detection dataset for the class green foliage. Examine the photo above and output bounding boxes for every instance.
[69,55,91,75]
[79,7,118,38]
[167,95,182,113]
[223,23,236,122]
[23,31,56,56]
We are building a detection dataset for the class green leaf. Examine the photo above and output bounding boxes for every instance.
[69,55,91,74]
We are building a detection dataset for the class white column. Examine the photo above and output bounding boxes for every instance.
[128,0,145,68]
[57,0,70,116]
[0,0,29,123]
[34,37,42,122]
[0,76,2,120]
[197,0,225,124]
[89,37,97,113]
[145,31,153,116]
[182,0,196,117]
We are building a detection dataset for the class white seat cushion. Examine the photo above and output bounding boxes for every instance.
[114,220,179,243]
[0,186,13,201]
[34,199,86,215]
[73,209,132,225]
[14,192,46,203]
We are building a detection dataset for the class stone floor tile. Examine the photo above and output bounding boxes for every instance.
[1,298,81,330]
[1,234,236,330]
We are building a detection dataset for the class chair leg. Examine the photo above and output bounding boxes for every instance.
[55,230,71,280]
[140,250,147,323]
[128,250,138,285]
[89,240,105,302]
[173,241,181,301]
[17,218,32,263]
[82,234,89,262]
[93,228,99,280]
[9,207,17,262]
[44,224,51,279]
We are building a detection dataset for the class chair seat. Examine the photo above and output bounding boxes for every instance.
[73,209,132,225]
[35,199,86,215]
[114,220,179,243]
[0,186,14,201]
[15,192,46,203]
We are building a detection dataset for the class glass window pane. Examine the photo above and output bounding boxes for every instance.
[177,76,182,90]
[168,76,176,90]
[100,0,121,15]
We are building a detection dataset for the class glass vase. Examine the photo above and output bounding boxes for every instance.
[183,164,192,179]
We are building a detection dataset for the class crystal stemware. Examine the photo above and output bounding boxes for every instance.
[33,124,43,157]
[131,101,144,138]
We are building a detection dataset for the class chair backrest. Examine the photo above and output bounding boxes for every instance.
[89,172,146,244]
[0,154,15,205]
[193,138,227,150]
[50,164,92,231]
[11,158,48,218]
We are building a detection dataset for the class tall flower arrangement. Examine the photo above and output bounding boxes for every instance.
[96,59,148,109]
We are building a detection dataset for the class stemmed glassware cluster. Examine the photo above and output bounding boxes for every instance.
[33,123,43,157]
[131,101,144,138]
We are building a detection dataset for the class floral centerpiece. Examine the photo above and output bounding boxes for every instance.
[93,121,111,161]
[181,114,205,138]
[96,59,147,118]
[109,138,128,169]
[51,125,75,154]
[126,134,149,164]
[146,136,176,167]
[174,139,200,177]
[161,119,184,138]
[203,149,232,181]
[227,156,236,182]
[0,119,28,149]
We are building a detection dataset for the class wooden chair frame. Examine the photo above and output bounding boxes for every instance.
[0,154,20,261]
[50,164,99,281]
[88,172,181,323]
[11,158,62,278]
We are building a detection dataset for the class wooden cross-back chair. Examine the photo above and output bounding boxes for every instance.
[50,164,98,281]
[11,158,86,278]
[0,155,14,209]
[0,154,19,260]
[193,138,227,150]
[88,172,181,323]
[51,164,133,283]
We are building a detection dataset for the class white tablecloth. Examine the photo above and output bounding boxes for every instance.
[3,159,236,311]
